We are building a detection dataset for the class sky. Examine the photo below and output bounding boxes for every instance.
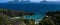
[0,0,60,3]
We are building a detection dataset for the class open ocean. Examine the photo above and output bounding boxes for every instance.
[0,3,60,20]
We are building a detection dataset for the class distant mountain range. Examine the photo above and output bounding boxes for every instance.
[40,1,60,4]
[0,1,60,4]
[5,1,60,4]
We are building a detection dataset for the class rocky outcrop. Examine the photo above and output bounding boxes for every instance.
[0,9,35,25]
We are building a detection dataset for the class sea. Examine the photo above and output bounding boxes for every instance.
[0,3,60,22]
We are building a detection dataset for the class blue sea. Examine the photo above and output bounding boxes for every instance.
[0,3,60,20]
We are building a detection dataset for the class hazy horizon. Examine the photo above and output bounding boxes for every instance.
[0,0,60,3]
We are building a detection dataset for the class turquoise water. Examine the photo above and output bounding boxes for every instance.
[24,14,44,19]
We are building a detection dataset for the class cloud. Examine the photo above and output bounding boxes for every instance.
[47,0,60,2]
[30,0,42,2]
[0,0,60,3]
[0,0,42,3]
